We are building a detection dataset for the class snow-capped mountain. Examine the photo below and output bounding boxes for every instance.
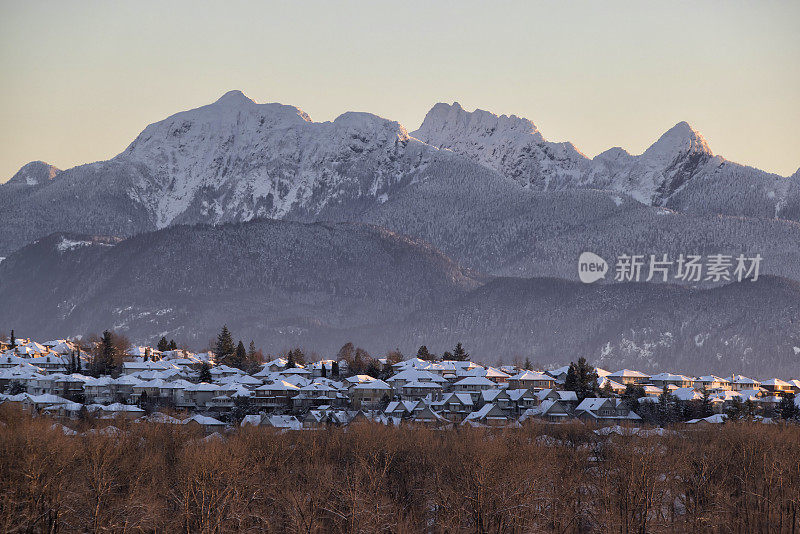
[2,90,799,281]
[410,102,588,190]
[412,102,799,216]
[120,90,437,229]
[0,91,462,253]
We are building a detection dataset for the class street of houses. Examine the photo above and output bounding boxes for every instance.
[1,337,799,433]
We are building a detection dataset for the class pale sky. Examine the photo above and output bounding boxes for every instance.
[1,0,798,180]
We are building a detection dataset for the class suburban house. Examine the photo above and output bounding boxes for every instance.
[574,398,642,423]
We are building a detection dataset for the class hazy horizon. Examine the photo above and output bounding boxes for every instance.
[1,0,798,180]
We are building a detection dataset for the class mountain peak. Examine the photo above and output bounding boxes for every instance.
[412,102,543,144]
[6,161,61,186]
[643,121,712,161]
[213,90,255,106]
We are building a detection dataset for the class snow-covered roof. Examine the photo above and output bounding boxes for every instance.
[401,380,444,389]
[453,375,496,386]
[351,379,391,390]
[650,372,693,381]
[671,387,701,401]
[608,369,649,378]
[732,375,760,384]
[240,414,262,426]
[184,414,224,426]
[762,378,791,387]
[695,375,729,383]
[255,380,300,391]
[509,370,553,381]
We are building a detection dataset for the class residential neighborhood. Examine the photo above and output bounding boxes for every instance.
[2,332,799,433]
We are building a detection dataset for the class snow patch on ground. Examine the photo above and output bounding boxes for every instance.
[57,238,92,252]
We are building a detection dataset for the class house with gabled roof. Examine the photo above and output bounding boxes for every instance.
[607,369,650,385]
[463,403,509,427]
[348,378,392,410]
[694,375,731,391]
[535,388,579,409]
[650,372,694,389]
[507,371,554,390]
[411,404,450,427]
[384,400,418,419]
[574,398,641,424]
[399,380,443,401]
[183,414,226,433]
[731,375,761,391]
[452,375,497,394]
[762,378,794,397]
[253,380,300,410]
[520,399,572,423]
[433,392,474,422]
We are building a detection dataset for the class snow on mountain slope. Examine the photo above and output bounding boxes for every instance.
[0,91,467,253]
[412,102,800,216]
[119,90,435,228]
[411,102,588,190]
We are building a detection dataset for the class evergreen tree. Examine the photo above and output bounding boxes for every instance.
[232,341,247,370]
[76,347,82,373]
[365,360,381,379]
[231,396,253,424]
[94,330,117,377]
[523,357,533,371]
[564,365,578,392]
[416,345,432,361]
[168,339,177,351]
[451,342,468,362]
[700,386,713,417]
[321,363,327,378]
[726,397,744,420]
[248,341,257,359]
[744,398,757,419]
[69,352,76,374]
[9,329,15,349]
[658,385,676,426]
[600,379,614,397]
[287,350,296,369]
[778,393,799,420]
[441,351,453,361]
[563,358,599,400]
[331,361,340,378]
[621,384,646,409]
[198,362,212,383]
[214,325,235,361]
[157,336,169,352]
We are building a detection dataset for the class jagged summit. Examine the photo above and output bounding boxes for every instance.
[642,121,712,161]
[413,102,543,143]
[0,93,796,257]
[6,161,61,186]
